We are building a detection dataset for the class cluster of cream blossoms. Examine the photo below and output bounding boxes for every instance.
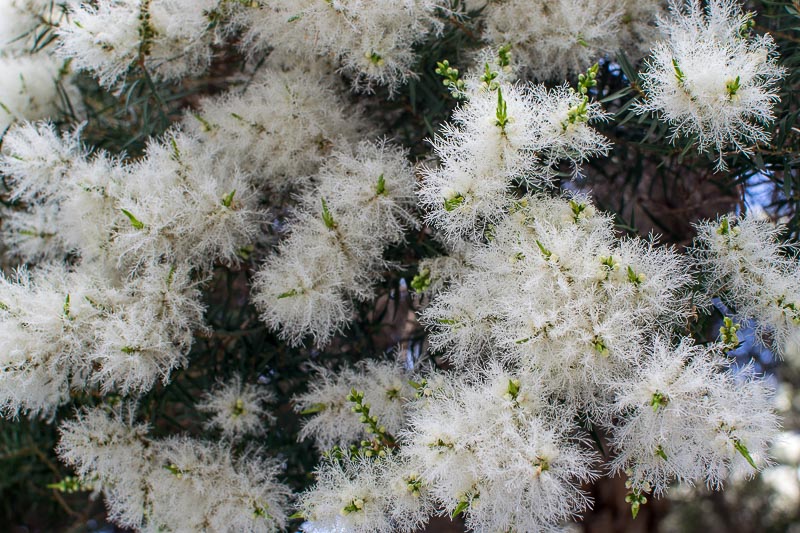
[0,0,795,532]
[0,118,266,416]
[0,0,80,132]
[56,0,451,92]
[58,400,290,532]
[251,139,419,347]
[693,215,800,360]
[294,2,792,525]
[293,38,786,531]
[467,0,664,80]
[635,0,785,168]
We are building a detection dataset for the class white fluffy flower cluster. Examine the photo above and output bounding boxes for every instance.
[252,139,418,347]
[293,360,415,451]
[0,54,78,133]
[418,70,609,239]
[299,453,433,533]
[0,0,790,530]
[0,1,79,132]
[297,198,778,529]
[1,122,263,268]
[693,215,800,359]
[635,0,785,169]
[0,121,264,415]
[402,363,596,532]
[197,376,275,440]
[57,0,227,86]
[471,0,663,80]
[232,0,447,93]
[55,0,447,93]
[610,337,776,495]
[58,405,291,532]
[183,64,366,190]
[112,129,262,270]
[411,236,471,298]
[406,193,775,526]
[0,262,203,416]
[422,194,694,408]
[295,360,433,533]
[0,0,64,51]
[296,66,779,527]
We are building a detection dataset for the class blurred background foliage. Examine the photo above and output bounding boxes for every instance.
[1,0,799,532]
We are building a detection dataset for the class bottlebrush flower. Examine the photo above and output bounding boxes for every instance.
[635,0,785,169]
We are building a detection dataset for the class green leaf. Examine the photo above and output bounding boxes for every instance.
[536,240,552,260]
[191,112,213,132]
[321,198,336,229]
[725,76,741,98]
[222,189,236,208]
[410,268,431,293]
[650,391,669,412]
[451,498,470,518]
[507,379,520,400]
[164,463,183,477]
[672,58,686,85]
[277,289,299,299]
[46,476,91,494]
[655,445,668,461]
[495,87,508,129]
[169,136,181,161]
[376,173,386,195]
[121,208,145,230]
[733,439,757,469]
[480,62,498,89]
[444,195,465,212]
[299,403,327,415]
[497,44,512,67]
[627,265,644,286]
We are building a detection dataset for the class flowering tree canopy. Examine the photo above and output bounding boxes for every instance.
[1,0,799,531]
